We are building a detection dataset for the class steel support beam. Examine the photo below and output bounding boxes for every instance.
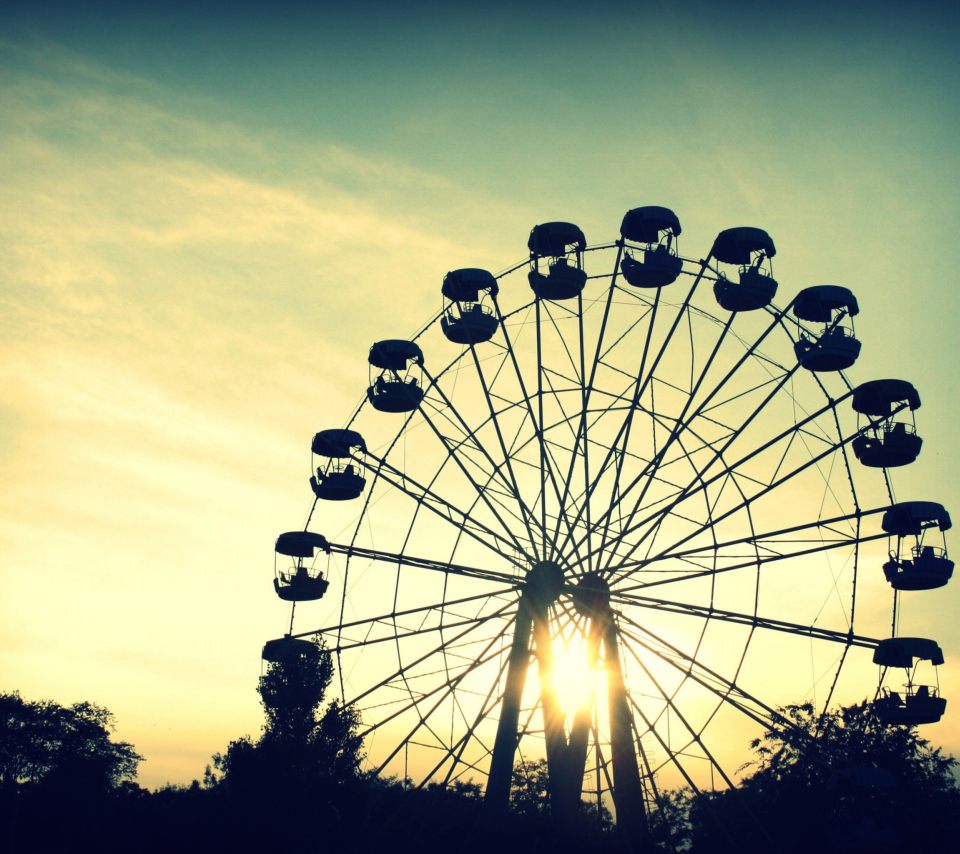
[605,616,650,852]
[485,594,534,815]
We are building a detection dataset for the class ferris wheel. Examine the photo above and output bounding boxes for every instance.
[263,208,953,844]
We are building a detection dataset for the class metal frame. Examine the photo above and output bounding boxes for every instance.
[278,233,901,850]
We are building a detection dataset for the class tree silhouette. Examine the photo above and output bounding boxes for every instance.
[663,700,960,853]
[1,690,143,853]
[210,638,363,852]
[0,690,141,793]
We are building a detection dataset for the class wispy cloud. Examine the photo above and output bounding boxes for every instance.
[0,43,524,787]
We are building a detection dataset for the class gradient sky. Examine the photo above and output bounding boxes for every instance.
[2,0,959,789]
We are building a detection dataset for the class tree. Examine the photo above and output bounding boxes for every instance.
[665,700,960,853]
[210,638,364,852]
[213,637,363,789]
[1,691,143,854]
[0,690,141,793]
[506,758,614,849]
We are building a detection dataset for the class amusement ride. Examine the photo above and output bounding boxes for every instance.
[262,207,952,846]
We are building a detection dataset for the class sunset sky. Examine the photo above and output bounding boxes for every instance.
[2,0,959,789]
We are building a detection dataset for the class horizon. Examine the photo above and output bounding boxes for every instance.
[2,0,959,791]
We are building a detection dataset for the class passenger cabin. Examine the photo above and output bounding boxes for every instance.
[310,429,367,501]
[367,340,425,413]
[440,268,500,344]
[875,685,947,726]
[527,222,588,301]
[880,501,954,591]
[874,637,947,726]
[262,635,317,664]
[274,531,331,602]
[710,226,778,312]
[619,206,684,288]
[792,285,862,372]
[851,379,923,468]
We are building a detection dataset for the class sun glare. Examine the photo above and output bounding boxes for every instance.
[552,644,597,720]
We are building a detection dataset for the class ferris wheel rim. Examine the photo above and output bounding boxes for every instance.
[274,226,913,843]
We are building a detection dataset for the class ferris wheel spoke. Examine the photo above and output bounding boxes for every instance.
[359,453,525,567]
[623,688,742,850]
[420,658,511,788]
[612,425,875,583]
[329,542,519,586]
[466,344,544,560]
[536,372,594,570]
[303,590,509,642]
[629,376,896,565]
[492,294,570,557]
[610,591,877,648]
[368,620,513,774]
[410,397,535,559]
[361,628,510,737]
[592,390,865,576]
[577,289,664,567]
[617,615,791,732]
[575,252,624,571]
[595,312,737,572]
[611,506,883,587]
[540,299,584,385]
[620,615,843,785]
[624,635,773,824]
[574,310,798,566]
[556,265,708,561]
[332,612,514,652]
[347,598,517,709]
[621,632,756,810]
[616,503,872,594]
[588,314,735,570]
[593,309,796,573]
[422,366,542,536]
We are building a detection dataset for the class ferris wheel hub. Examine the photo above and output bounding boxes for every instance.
[525,560,565,605]
[572,573,611,618]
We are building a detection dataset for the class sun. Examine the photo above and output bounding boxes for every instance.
[552,642,597,721]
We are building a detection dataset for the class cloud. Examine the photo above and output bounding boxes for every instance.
[0,43,519,787]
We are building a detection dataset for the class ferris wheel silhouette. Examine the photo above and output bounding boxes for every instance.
[264,206,952,845]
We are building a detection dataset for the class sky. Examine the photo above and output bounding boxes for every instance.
[2,0,959,789]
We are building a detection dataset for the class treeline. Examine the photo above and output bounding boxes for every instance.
[3,640,959,853]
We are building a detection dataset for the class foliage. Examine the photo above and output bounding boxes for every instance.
[664,700,960,853]
[205,637,364,852]
[508,758,615,849]
[0,690,141,792]
[10,680,960,854]
[212,636,363,793]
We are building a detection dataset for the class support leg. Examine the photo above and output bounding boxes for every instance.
[485,596,534,815]
[605,618,650,852]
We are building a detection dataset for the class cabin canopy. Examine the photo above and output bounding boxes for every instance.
[368,339,424,371]
[852,379,921,417]
[275,531,331,558]
[442,268,499,302]
[881,502,952,537]
[873,637,944,668]
[620,206,682,244]
[793,285,860,323]
[527,222,586,258]
[312,429,366,458]
[711,227,776,265]
[262,636,317,664]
